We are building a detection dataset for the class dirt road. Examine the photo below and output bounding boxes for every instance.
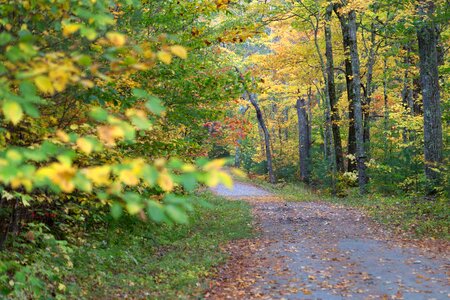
[208,182,449,299]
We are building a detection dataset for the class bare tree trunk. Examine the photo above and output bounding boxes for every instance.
[283,107,289,140]
[401,45,415,115]
[400,44,415,143]
[296,97,311,183]
[249,93,276,183]
[416,1,443,183]
[325,4,344,173]
[235,105,249,168]
[348,10,368,193]
[335,8,356,172]
[235,67,275,183]
[311,17,336,186]
[383,57,389,155]
[307,88,313,154]
[363,23,377,154]
[234,145,241,168]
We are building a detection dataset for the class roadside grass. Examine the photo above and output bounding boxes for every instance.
[0,192,253,299]
[70,192,253,299]
[248,179,449,240]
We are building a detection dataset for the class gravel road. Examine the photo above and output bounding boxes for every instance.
[208,182,450,300]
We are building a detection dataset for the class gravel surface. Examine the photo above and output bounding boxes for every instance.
[207,182,450,299]
[211,182,272,198]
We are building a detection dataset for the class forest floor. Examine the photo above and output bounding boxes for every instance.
[207,182,449,299]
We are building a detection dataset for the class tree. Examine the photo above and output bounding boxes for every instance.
[325,3,344,172]
[296,97,311,182]
[334,6,357,173]
[347,7,368,192]
[235,68,276,183]
[416,0,443,183]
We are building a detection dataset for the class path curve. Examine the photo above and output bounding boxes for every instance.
[208,182,449,300]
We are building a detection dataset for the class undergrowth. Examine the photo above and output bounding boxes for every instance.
[0,193,253,299]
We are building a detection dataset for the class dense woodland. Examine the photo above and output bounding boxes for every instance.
[0,0,448,298]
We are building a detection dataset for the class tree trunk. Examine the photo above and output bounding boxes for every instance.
[325,4,344,173]
[249,93,276,184]
[416,1,443,183]
[401,45,415,115]
[401,44,415,143]
[296,97,311,183]
[283,107,289,140]
[234,105,249,168]
[348,10,368,193]
[363,23,377,154]
[383,57,389,155]
[335,9,356,172]
[311,16,336,185]
[307,88,313,150]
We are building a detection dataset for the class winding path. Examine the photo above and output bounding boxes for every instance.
[208,182,449,299]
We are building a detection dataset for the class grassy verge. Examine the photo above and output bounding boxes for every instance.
[249,179,449,240]
[1,192,253,299]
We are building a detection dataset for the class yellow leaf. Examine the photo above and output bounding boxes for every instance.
[119,170,139,186]
[106,32,126,47]
[84,166,110,186]
[34,75,55,94]
[205,170,220,187]
[170,45,187,59]
[76,138,93,154]
[56,130,70,143]
[204,158,227,171]
[49,68,69,92]
[97,125,125,146]
[218,171,233,189]
[181,164,196,172]
[2,101,23,125]
[231,168,246,178]
[157,51,172,64]
[157,171,174,192]
[62,23,80,37]
[143,50,154,59]
[36,162,76,193]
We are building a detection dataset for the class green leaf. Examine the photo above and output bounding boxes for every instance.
[20,81,37,96]
[179,174,197,192]
[165,205,188,224]
[89,107,108,121]
[132,88,148,99]
[142,165,158,186]
[130,115,152,130]
[0,32,12,46]
[145,96,165,115]
[146,200,165,223]
[111,203,123,219]
[77,55,92,66]
[80,27,97,40]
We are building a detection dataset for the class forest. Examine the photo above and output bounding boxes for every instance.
[0,0,448,298]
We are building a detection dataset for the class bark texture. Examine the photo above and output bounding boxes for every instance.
[416,1,443,182]
[325,4,344,173]
[363,23,377,153]
[335,9,356,172]
[348,10,368,193]
[249,93,276,184]
[296,97,311,183]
